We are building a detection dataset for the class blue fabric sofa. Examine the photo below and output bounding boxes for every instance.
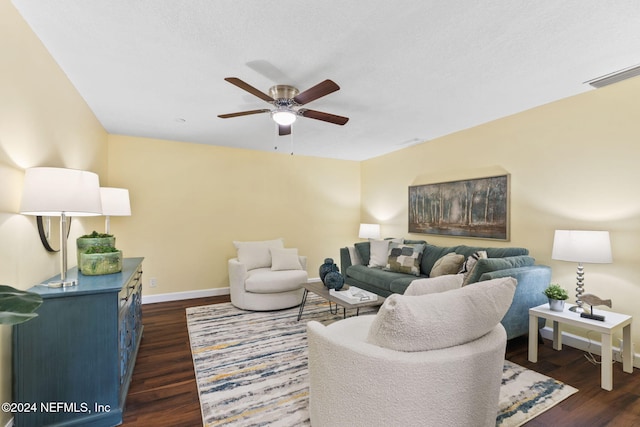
[339,240,550,340]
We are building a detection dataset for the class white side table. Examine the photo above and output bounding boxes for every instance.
[528,303,633,391]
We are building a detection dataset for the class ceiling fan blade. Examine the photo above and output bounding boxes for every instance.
[299,109,349,125]
[293,79,340,105]
[224,77,274,102]
[279,124,292,136]
[218,109,270,119]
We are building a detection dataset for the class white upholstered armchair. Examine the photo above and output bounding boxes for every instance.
[228,238,308,311]
[307,277,517,427]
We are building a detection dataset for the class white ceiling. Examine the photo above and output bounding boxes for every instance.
[11,1,640,161]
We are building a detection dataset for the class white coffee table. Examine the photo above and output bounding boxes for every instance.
[297,282,384,321]
[528,303,633,391]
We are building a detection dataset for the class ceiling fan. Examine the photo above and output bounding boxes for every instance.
[218,77,349,136]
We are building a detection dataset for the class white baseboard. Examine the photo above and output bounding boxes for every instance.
[141,277,322,305]
[142,287,230,304]
[540,326,640,369]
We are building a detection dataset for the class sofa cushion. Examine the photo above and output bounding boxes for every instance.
[455,245,529,259]
[403,239,428,245]
[354,242,371,266]
[233,238,284,270]
[404,274,464,296]
[463,255,536,286]
[346,265,411,294]
[270,247,303,271]
[245,268,307,293]
[384,243,425,276]
[389,275,427,294]
[430,253,465,277]
[420,244,459,276]
[366,277,516,352]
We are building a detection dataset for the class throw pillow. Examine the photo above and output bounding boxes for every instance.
[233,238,284,270]
[270,247,302,271]
[347,246,362,266]
[368,238,403,268]
[458,250,488,281]
[420,244,459,277]
[366,276,517,352]
[404,273,464,296]
[430,253,465,277]
[384,243,425,276]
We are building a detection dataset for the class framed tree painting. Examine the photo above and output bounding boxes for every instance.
[408,174,509,240]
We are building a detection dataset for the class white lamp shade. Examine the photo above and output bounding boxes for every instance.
[271,109,297,126]
[100,187,131,216]
[20,167,102,216]
[359,223,381,239]
[551,230,612,264]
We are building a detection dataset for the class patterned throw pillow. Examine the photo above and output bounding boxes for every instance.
[368,238,404,268]
[384,243,425,276]
[458,250,488,282]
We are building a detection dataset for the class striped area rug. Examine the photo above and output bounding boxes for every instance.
[187,295,577,427]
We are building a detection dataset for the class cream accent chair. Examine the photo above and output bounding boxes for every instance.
[229,239,308,311]
[307,276,517,427]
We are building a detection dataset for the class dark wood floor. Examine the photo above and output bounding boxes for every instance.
[122,297,640,426]
[122,296,228,427]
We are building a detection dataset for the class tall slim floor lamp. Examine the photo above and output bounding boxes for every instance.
[20,167,102,287]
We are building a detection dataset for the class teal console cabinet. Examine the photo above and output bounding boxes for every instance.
[12,257,144,427]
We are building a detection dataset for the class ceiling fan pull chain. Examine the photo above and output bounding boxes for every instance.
[273,124,279,152]
[290,131,294,156]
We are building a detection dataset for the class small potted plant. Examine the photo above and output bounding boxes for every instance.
[79,244,123,276]
[543,284,569,312]
[77,231,115,272]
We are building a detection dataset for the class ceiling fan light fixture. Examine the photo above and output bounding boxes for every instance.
[271,108,297,126]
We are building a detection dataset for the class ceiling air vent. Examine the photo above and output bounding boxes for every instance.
[585,63,640,88]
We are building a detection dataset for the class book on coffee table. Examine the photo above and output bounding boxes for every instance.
[329,286,378,304]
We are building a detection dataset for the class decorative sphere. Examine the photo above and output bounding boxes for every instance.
[319,258,339,284]
[324,271,345,291]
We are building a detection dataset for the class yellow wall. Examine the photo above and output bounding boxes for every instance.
[0,0,108,424]
[361,76,640,347]
[1,1,360,418]
[107,135,361,296]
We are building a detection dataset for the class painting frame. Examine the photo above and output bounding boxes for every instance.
[408,174,510,241]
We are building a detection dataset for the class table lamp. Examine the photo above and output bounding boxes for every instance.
[20,167,102,287]
[551,230,612,313]
[358,223,380,240]
[100,187,131,234]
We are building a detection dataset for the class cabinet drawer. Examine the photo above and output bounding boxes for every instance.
[119,265,143,307]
